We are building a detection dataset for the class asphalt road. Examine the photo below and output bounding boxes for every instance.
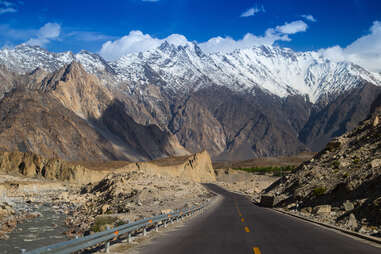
[136,184,380,254]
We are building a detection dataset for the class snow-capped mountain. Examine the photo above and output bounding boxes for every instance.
[1,43,381,160]
[112,43,381,103]
[0,43,380,104]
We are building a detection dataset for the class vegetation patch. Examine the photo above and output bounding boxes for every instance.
[332,160,340,169]
[90,216,119,232]
[233,165,296,176]
[313,186,327,196]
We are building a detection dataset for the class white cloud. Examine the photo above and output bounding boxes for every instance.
[301,14,316,22]
[199,21,308,53]
[99,31,189,60]
[0,0,17,14]
[66,31,115,42]
[0,7,16,14]
[240,5,265,17]
[199,32,289,54]
[26,23,61,46]
[0,24,36,40]
[275,20,308,34]
[99,20,309,60]
[321,21,381,72]
[0,1,13,7]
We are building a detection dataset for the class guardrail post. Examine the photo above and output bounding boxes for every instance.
[143,227,147,236]
[155,223,159,232]
[164,220,167,228]
[128,233,132,243]
[105,225,110,253]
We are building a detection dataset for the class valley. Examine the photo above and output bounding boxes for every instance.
[0,24,380,253]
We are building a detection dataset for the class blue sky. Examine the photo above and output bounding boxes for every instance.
[1,0,381,71]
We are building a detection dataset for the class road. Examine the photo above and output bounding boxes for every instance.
[135,184,380,254]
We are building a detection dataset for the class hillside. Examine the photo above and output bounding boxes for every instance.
[263,98,381,235]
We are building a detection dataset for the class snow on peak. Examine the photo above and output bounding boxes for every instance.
[0,43,380,103]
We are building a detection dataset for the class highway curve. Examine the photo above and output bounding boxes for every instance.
[135,184,380,254]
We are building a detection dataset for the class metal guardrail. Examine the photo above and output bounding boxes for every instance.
[23,205,205,254]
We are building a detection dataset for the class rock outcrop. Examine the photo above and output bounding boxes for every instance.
[263,97,381,235]
[0,151,108,184]
[0,150,216,184]
[131,150,216,182]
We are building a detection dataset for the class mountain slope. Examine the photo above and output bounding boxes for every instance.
[1,44,381,160]
[264,97,381,233]
[0,62,189,161]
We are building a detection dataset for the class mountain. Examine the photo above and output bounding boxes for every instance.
[0,63,189,161]
[2,43,380,103]
[0,43,381,160]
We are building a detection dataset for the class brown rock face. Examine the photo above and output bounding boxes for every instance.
[0,88,188,161]
[132,150,216,183]
[0,150,215,184]
[0,89,119,161]
[39,62,113,120]
[0,150,108,183]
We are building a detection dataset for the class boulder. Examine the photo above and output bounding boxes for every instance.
[300,207,312,214]
[101,204,110,214]
[0,231,9,240]
[370,159,381,169]
[372,116,379,127]
[287,203,297,209]
[343,200,354,211]
[160,209,173,214]
[347,213,358,230]
[313,205,331,215]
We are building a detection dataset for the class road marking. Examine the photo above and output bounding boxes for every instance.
[241,218,245,223]
[244,226,250,232]
[253,247,261,254]
[234,201,243,217]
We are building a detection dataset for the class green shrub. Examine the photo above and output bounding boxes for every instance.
[91,216,118,232]
[313,186,326,196]
[233,165,296,175]
[332,160,340,169]
[353,158,360,164]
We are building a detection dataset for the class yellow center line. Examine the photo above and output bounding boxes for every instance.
[244,226,250,232]
[234,201,243,217]
[241,218,245,223]
[253,247,261,254]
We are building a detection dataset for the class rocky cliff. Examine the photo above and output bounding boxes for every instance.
[0,150,216,184]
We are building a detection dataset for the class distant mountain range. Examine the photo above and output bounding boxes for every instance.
[0,43,380,161]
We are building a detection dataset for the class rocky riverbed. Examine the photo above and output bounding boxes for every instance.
[0,183,77,253]
[0,168,214,253]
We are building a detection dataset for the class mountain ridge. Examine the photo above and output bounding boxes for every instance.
[0,43,381,160]
[1,43,380,104]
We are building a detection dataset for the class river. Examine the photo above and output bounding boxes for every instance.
[0,199,69,254]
